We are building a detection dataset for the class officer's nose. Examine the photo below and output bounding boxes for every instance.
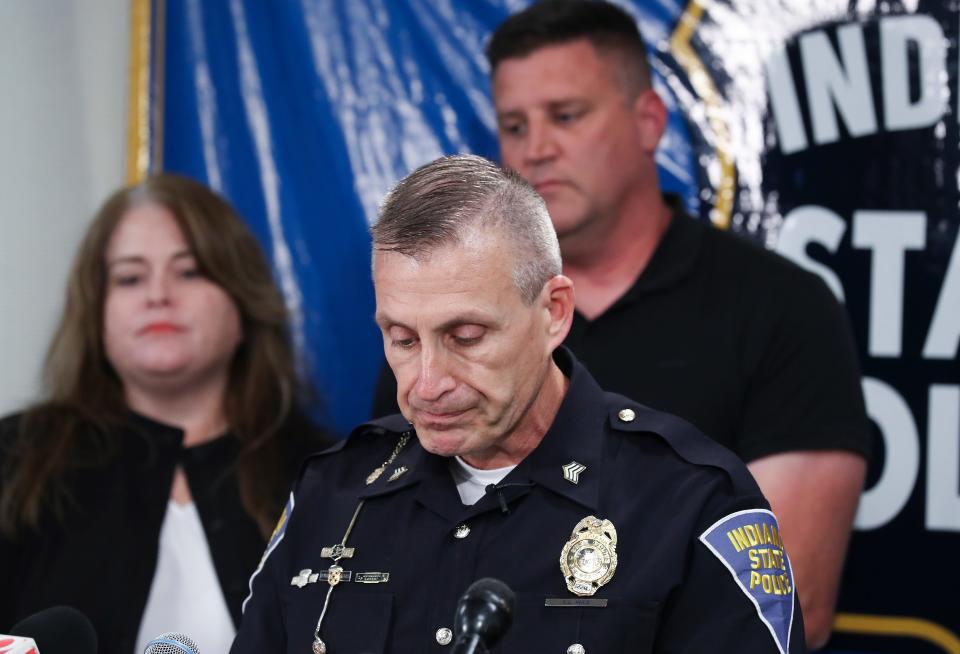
[413,345,457,403]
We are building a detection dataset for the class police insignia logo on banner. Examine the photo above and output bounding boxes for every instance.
[699,509,794,654]
[560,516,618,597]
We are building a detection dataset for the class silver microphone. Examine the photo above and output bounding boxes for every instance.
[143,632,201,654]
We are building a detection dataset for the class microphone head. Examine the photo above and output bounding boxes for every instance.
[144,632,200,654]
[9,606,97,654]
[453,577,515,649]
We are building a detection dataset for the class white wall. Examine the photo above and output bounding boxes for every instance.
[0,0,128,414]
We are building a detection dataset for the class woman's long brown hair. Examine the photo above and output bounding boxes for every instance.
[0,174,305,537]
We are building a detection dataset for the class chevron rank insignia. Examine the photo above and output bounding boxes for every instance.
[562,461,587,484]
[387,466,408,482]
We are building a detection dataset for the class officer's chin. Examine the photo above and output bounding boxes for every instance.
[415,425,471,459]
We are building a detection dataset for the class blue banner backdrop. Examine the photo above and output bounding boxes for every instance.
[153,1,959,651]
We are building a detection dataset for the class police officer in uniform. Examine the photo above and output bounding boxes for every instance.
[231,155,806,653]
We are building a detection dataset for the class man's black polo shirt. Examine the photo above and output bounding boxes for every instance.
[562,206,871,461]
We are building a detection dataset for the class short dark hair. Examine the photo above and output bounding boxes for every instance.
[372,154,561,304]
[486,0,651,93]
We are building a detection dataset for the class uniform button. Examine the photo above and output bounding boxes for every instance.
[567,644,586,654]
[435,627,453,645]
[618,408,636,422]
[454,524,471,539]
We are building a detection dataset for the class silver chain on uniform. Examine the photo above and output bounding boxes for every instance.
[311,432,411,654]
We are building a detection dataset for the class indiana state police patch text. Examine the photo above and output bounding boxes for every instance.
[699,508,795,654]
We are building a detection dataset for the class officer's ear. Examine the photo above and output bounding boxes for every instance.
[540,274,574,350]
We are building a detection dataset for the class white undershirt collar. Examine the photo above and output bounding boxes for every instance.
[449,456,516,505]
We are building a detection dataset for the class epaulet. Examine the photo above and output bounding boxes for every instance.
[297,413,412,469]
[350,413,413,437]
[604,393,760,494]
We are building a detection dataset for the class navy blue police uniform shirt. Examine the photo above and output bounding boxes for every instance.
[232,348,806,653]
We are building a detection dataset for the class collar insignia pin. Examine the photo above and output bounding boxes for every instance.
[560,516,618,596]
[562,461,587,485]
[387,466,408,482]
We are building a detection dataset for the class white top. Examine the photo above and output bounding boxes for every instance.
[449,456,516,505]
[135,501,236,654]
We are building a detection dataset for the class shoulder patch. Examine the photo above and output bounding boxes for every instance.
[266,492,294,553]
[699,509,795,654]
[242,491,295,613]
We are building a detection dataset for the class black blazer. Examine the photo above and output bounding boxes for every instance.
[0,411,332,654]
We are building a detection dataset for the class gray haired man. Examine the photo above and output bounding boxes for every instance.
[233,155,806,653]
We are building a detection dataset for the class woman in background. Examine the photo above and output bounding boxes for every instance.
[0,174,333,654]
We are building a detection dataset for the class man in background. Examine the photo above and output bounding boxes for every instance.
[485,0,869,647]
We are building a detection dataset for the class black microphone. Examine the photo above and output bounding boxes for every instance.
[451,578,515,654]
[143,632,200,654]
[9,606,97,654]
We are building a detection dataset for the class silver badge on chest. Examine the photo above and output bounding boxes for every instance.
[559,516,618,597]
